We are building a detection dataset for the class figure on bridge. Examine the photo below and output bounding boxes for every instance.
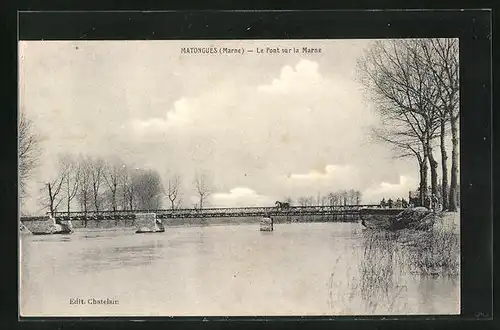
[275,201,290,210]
[395,198,402,208]
[401,198,409,208]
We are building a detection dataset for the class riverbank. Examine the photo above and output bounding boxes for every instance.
[359,211,460,278]
[338,211,460,313]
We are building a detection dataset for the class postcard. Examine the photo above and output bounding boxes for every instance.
[19,38,461,317]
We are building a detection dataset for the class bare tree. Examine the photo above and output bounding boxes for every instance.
[39,163,69,217]
[89,158,105,212]
[419,39,459,211]
[327,192,341,207]
[133,169,163,210]
[103,160,122,213]
[118,165,134,211]
[165,173,181,210]
[354,190,362,205]
[340,190,349,206]
[194,171,212,209]
[40,181,64,217]
[76,156,92,218]
[298,196,314,207]
[18,112,40,201]
[346,189,355,205]
[59,154,80,216]
[357,39,443,206]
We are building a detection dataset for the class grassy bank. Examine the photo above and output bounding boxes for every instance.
[361,212,459,279]
[340,212,460,313]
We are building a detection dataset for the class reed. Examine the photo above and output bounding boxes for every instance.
[340,214,459,313]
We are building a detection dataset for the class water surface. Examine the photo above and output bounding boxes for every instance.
[20,223,459,316]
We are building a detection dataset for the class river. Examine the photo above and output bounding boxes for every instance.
[19,222,459,316]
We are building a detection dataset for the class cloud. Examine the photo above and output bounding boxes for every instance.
[20,41,422,213]
[362,175,418,204]
[127,58,375,173]
[257,59,323,94]
[131,117,169,132]
[211,187,273,207]
[120,58,393,207]
[276,164,362,200]
[288,164,354,181]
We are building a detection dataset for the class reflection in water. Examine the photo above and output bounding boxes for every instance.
[345,228,460,314]
[20,223,459,316]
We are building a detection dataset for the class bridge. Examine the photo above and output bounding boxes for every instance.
[21,204,381,221]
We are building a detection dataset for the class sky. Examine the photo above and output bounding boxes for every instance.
[19,39,455,214]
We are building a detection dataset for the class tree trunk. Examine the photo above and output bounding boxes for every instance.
[112,189,117,213]
[440,118,449,210]
[427,145,439,202]
[48,183,55,217]
[112,189,117,223]
[123,190,127,210]
[94,194,99,213]
[448,115,459,211]
[84,202,87,227]
[419,152,429,207]
[67,196,70,217]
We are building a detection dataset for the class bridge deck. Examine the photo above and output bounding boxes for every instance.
[21,205,382,221]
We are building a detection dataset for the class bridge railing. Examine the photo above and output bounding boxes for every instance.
[46,204,382,219]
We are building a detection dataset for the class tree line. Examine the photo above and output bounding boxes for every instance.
[38,155,165,217]
[287,189,363,207]
[38,152,363,216]
[35,153,217,217]
[357,39,459,211]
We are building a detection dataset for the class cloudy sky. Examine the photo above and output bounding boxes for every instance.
[19,39,437,214]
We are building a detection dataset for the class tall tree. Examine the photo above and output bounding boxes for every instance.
[194,171,212,209]
[357,39,442,206]
[327,192,341,207]
[18,112,40,202]
[298,196,314,206]
[89,158,105,212]
[59,154,80,216]
[419,39,459,211]
[340,190,349,206]
[103,160,122,213]
[354,190,362,205]
[133,169,163,210]
[165,173,181,210]
[76,156,92,217]
[119,165,134,210]
[39,164,69,217]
